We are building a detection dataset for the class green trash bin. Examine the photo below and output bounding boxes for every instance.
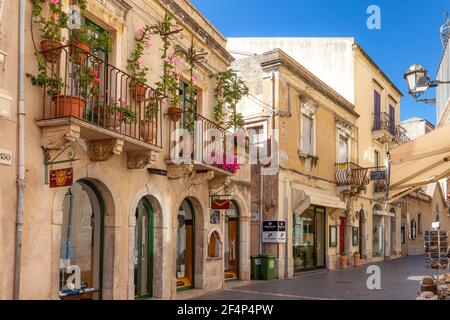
[260,254,276,281]
[250,255,262,280]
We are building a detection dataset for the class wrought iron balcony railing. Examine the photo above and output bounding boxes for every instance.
[336,162,370,190]
[372,112,396,136]
[168,112,237,175]
[395,124,410,144]
[36,44,162,148]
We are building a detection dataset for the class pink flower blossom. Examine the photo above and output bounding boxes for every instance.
[145,41,152,49]
[191,74,198,82]
[138,58,145,67]
[136,27,145,38]
[49,0,60,4]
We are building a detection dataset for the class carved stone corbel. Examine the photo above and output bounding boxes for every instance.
[42,124,81,150]
[91,139,124,162]
[167,163,194,180]
[209,175,231,190]
[190,171,215,185]
[127,151,156,169]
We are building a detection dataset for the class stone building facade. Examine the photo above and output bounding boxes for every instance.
[232,49,361,277]
[228,37,408,268]
[0,0,250,300]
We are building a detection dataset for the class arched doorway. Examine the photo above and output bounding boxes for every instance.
[59,180,104,300]
[224,201,240,281]
[372,204,384,258]
[134,197,154,299]
[176,199,195,291]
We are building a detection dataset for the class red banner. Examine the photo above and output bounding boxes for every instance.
[211,199,230,210]
[50,168,74,188]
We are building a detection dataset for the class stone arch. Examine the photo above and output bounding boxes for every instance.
[50,176,118,300]
[128,184,166,299]
[172,194,207,294]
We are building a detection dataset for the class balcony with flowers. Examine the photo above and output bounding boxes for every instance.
[29,0,162,167]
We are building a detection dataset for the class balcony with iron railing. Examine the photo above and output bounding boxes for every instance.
[372,112,410,145]
[167,112,240,177]
[336,162,370,194]
[35,45,163,165]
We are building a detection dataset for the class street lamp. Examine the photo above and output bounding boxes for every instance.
[404,64,450,104]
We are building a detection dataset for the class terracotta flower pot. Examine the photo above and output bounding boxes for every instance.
[131,85,147,102]
[168,106,183,122]
[52,96,86,118]
[41,40,62,63]
[353,253,361,267]
[140,119,157,142]
[339,255,348,269]
[70,39,91,63]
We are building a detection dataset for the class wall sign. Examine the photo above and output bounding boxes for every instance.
[211,199,230,210]
[262,221,286,243]
[370,170,386,181]
[0,148,12,166]
[50,168,74,188]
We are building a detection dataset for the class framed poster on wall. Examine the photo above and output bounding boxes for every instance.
[352,227,359,246]
[329,225,337,247]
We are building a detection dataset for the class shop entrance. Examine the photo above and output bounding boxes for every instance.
[293,206,325,272]
[176,199,195,291]
[373,214,385,257]
[59,180,104,300]
[134,198,154,299]
[224,201,240,281]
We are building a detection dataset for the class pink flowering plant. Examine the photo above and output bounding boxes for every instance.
[127,25,154,86]
[210,151,241,174]
[103,98,138,125]
[31,0,87,42]
[150,12,183,107]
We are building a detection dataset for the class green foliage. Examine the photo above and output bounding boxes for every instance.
[210,70,249,130]
[103,99,138,124]
[127,25,154,85]
[26,53,64,97]
[70,23,112,53]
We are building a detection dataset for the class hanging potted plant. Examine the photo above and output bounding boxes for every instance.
[150,12,183,122]
[32,0,68,63]
[69,23,112,63]
[127,25,154,102]
[210,69,249,131]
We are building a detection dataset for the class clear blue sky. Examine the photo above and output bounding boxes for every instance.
[191,0,449,125]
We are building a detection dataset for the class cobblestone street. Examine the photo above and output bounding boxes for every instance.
[194,256,434,300]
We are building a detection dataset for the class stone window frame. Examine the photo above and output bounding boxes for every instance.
[298,97,318,159]
[336,119,353,164]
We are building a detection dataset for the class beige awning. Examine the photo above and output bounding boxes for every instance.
[389,124,450,202]
[292,184,347,217]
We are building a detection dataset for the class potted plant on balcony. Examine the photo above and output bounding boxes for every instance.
[100,98,137,131]
[339,252,348,269]
[69,23,112,63]
[353,251,361,267]
[32,0,68,63]
[150,12,183,122]
[127,25,154,102]
[210,69,249,131]
[139,92,160,142]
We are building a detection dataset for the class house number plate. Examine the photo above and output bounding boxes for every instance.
[0,149,12,166]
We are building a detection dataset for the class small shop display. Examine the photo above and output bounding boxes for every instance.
[417,230,450,300]
[424,230,449,269]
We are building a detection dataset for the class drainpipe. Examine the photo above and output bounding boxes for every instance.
[14,0,26,300]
